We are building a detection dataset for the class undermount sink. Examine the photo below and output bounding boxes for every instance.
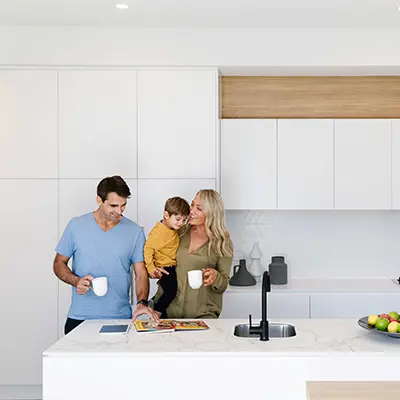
[233,323,296,338]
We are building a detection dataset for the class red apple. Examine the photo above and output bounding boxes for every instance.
[380,314,390,320]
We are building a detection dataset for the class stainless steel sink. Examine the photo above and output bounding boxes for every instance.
[233,323,296,338]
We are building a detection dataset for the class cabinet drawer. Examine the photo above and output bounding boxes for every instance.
[310,293,400,318]
[220,291,309,319]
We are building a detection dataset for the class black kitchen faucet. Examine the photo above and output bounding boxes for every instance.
[249,270,271,341]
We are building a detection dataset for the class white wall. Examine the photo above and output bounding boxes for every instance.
[226,210,400,279]
[1,27,400,68]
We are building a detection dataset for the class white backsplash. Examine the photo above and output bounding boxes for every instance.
[226,210,400,279]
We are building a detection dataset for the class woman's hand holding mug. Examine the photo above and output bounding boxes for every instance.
[202,268,218,286]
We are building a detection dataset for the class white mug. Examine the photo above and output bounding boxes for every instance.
[91,277,108,296]
[188,270,203,289]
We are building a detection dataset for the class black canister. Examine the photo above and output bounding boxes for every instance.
[268,256,288,285]
[229,259,256,286]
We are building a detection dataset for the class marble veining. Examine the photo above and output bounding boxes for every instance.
[43,318,400,358]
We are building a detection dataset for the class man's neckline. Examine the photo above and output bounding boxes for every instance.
[92,212,123,233]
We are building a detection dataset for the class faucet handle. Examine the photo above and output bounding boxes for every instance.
[249,314,252,328]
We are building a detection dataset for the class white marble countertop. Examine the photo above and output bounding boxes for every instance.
[43,318,400,358]
[227,278,400,293]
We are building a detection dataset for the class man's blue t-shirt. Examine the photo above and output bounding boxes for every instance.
[56,212,146,320]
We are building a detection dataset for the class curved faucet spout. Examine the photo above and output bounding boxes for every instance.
[261,271,271,341]
[249,270,271,341]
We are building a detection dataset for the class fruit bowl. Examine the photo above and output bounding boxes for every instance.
[358,316,400,339]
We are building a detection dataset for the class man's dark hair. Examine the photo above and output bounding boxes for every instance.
[97,176,131,202]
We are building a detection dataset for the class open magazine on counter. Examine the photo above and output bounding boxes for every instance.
[133,319,209,333]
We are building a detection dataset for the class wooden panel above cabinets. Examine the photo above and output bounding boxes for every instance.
[221,76,400,119]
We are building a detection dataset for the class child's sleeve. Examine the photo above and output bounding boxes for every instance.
[143,225,165,274]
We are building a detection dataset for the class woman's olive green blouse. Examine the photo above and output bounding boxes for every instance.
[153,228,233,319]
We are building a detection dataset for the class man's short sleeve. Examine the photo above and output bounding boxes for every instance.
[55,220,76,258]
[131,228,146,264]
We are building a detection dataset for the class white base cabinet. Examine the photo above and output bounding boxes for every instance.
[220,292,310,319]
[310,293,400,318]
[221,290,400,320]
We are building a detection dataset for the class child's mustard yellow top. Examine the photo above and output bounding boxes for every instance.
[144,221,179,274]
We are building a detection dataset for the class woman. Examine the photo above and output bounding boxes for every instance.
[152,189,233,319]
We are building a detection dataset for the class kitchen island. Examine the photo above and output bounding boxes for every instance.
[43,318,400,400]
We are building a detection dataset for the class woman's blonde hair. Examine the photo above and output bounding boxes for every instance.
[196,189,233,258]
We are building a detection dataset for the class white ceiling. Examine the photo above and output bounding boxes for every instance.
[0,0,399,29]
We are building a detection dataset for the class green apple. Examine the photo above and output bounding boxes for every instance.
[388,311,400,321]
[376,318,389,331]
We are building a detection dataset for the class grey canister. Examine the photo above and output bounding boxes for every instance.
[268,256,288,285]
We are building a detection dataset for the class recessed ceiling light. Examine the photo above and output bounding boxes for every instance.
[116,4,129,10]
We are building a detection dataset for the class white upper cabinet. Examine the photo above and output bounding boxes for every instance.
[0,70,58,178]
[137,69,217,179]
[221,119,277,210]
[59,70,138,179]
[392,120,400,209]
[278,119,334,209]
[335,119,391,210]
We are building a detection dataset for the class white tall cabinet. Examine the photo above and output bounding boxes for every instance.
[0,70,58,178]
[334,119,392,210]
[137,70,217,179]
[0,71,58,387]
[58,70,139,340]
[137,69,218,299]
[59,70,138,179]
[278,119,334,209]
[0,68,219,397]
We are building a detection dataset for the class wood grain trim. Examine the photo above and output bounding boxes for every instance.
[221,76,400,119]
[306,381,400,400]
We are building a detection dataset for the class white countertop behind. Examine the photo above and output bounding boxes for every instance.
[227,278,400,293]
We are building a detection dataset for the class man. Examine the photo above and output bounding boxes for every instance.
[53,175,159,335]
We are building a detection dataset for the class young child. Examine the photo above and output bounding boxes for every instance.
[144,196,190,318]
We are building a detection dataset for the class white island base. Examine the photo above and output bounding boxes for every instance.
[43,319,400,400]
